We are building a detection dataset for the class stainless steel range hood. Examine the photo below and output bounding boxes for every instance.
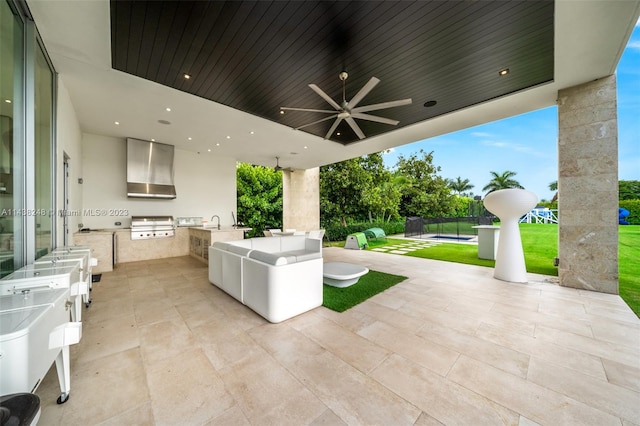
[127,138,176,199]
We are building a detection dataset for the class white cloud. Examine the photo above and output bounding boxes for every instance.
[481,140,547,157]
[470,132,492,138]
[627,40,640,50]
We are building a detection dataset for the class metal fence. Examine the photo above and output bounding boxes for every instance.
[405,216,494,240]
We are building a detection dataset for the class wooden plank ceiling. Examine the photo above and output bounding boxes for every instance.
[110,0,554,145]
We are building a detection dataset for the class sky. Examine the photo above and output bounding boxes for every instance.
[382,20,640,202]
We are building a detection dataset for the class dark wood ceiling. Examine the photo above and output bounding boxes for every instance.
[110,1,554,145]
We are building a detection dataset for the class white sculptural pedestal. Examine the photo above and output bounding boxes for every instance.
[483,189,538,283]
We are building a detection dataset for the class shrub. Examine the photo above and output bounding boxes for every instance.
[323,221,405,241]
[620,200,640,225]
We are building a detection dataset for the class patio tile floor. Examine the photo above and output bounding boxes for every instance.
[35,248,640,425]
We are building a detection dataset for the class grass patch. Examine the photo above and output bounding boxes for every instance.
[619,226,640,315]
[323,269,407,312]
[406,244,495,268]
[352,224,638,317]
[404,225,557,275]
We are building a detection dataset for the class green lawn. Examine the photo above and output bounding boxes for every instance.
[335,224,639,316]
[619,226,640,316]
[323,270,407,312]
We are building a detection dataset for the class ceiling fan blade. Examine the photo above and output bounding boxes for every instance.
[309,84,342,111]
[351,98,412,113]
[348,77,380,109]
[280,107,337,114]
[294,114,338,130]
[345,117,366,140]
[325,117,343,139]
[351,112,399,126]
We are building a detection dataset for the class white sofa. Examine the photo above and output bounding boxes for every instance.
[209,236,323,323]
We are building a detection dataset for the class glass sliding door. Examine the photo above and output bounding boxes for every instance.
[0,0,24,276]
[34,41,54,258]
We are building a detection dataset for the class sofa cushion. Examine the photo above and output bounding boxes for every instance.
[230,239,252,249]
[227,244,252,256]
[279,249,322,262]
[248,250,292,266]
[212,242,232,250]
[279,235,307,251]
[249,237,282,253]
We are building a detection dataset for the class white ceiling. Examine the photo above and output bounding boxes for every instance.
[26,0,640,170]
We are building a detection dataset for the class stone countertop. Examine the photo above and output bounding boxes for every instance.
[75,229,119,235]
[188,226,252,232]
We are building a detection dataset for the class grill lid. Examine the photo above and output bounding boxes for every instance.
[131,216,174,228]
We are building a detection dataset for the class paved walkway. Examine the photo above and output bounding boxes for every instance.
[35,248,640,425]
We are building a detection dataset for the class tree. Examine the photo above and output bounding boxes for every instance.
[447,176,474,196]
[619,180,640,200]
[482,170,524,193]
[320,157,373,226]
[237,163,282,237]
[549,180,558,203]
[359,153,404,222]
[364,175,407,222]
[395,150,454,218]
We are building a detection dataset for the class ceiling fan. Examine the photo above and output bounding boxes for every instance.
[280,71,412,140]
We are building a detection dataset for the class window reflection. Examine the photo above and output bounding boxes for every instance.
[0,0,24,276]
[34,42,53,258]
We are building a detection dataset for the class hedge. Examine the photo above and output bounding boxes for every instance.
[323,221,405,242]
[620,200,640,225]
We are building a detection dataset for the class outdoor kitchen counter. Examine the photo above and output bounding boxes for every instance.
[188,227,251,263]
[115,228,189,263]
[73,230,114,273]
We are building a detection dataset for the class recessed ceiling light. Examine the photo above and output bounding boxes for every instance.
[216,143,220,146]
[114,121,120,125]
[280,110,285,115]
[188,137,192,141]
[183,73,191,79]
[424,100,437,107]
[4,99,11,104]
[226,136,231,139]
[165,107,171,112]
[151,138,155,141]
[304,146,308,149]
[336,132,341,136]
[207,149,211,152]
[499,68,509,76]
[250,131,255,135]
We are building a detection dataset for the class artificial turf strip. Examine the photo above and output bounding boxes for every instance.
[322,269,407,313]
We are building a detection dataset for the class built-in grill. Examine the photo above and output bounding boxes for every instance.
[130,216,175,240]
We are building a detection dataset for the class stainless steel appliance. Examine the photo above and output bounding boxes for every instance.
[130,216,175,240]
[126,138,176,199]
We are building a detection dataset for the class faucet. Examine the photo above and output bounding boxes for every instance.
[211,215,220,230]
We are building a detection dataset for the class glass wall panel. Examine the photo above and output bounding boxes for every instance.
[0,0,24,276]
[34,41,53,258]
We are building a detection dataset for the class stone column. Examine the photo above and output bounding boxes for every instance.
[282,167,320,231]
[557,75,618,294]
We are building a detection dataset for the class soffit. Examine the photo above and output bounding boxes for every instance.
[109,1,554,145]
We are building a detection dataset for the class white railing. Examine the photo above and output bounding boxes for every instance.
[519,208,558,224]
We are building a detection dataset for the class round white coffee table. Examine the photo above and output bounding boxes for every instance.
[323,262,369,288]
